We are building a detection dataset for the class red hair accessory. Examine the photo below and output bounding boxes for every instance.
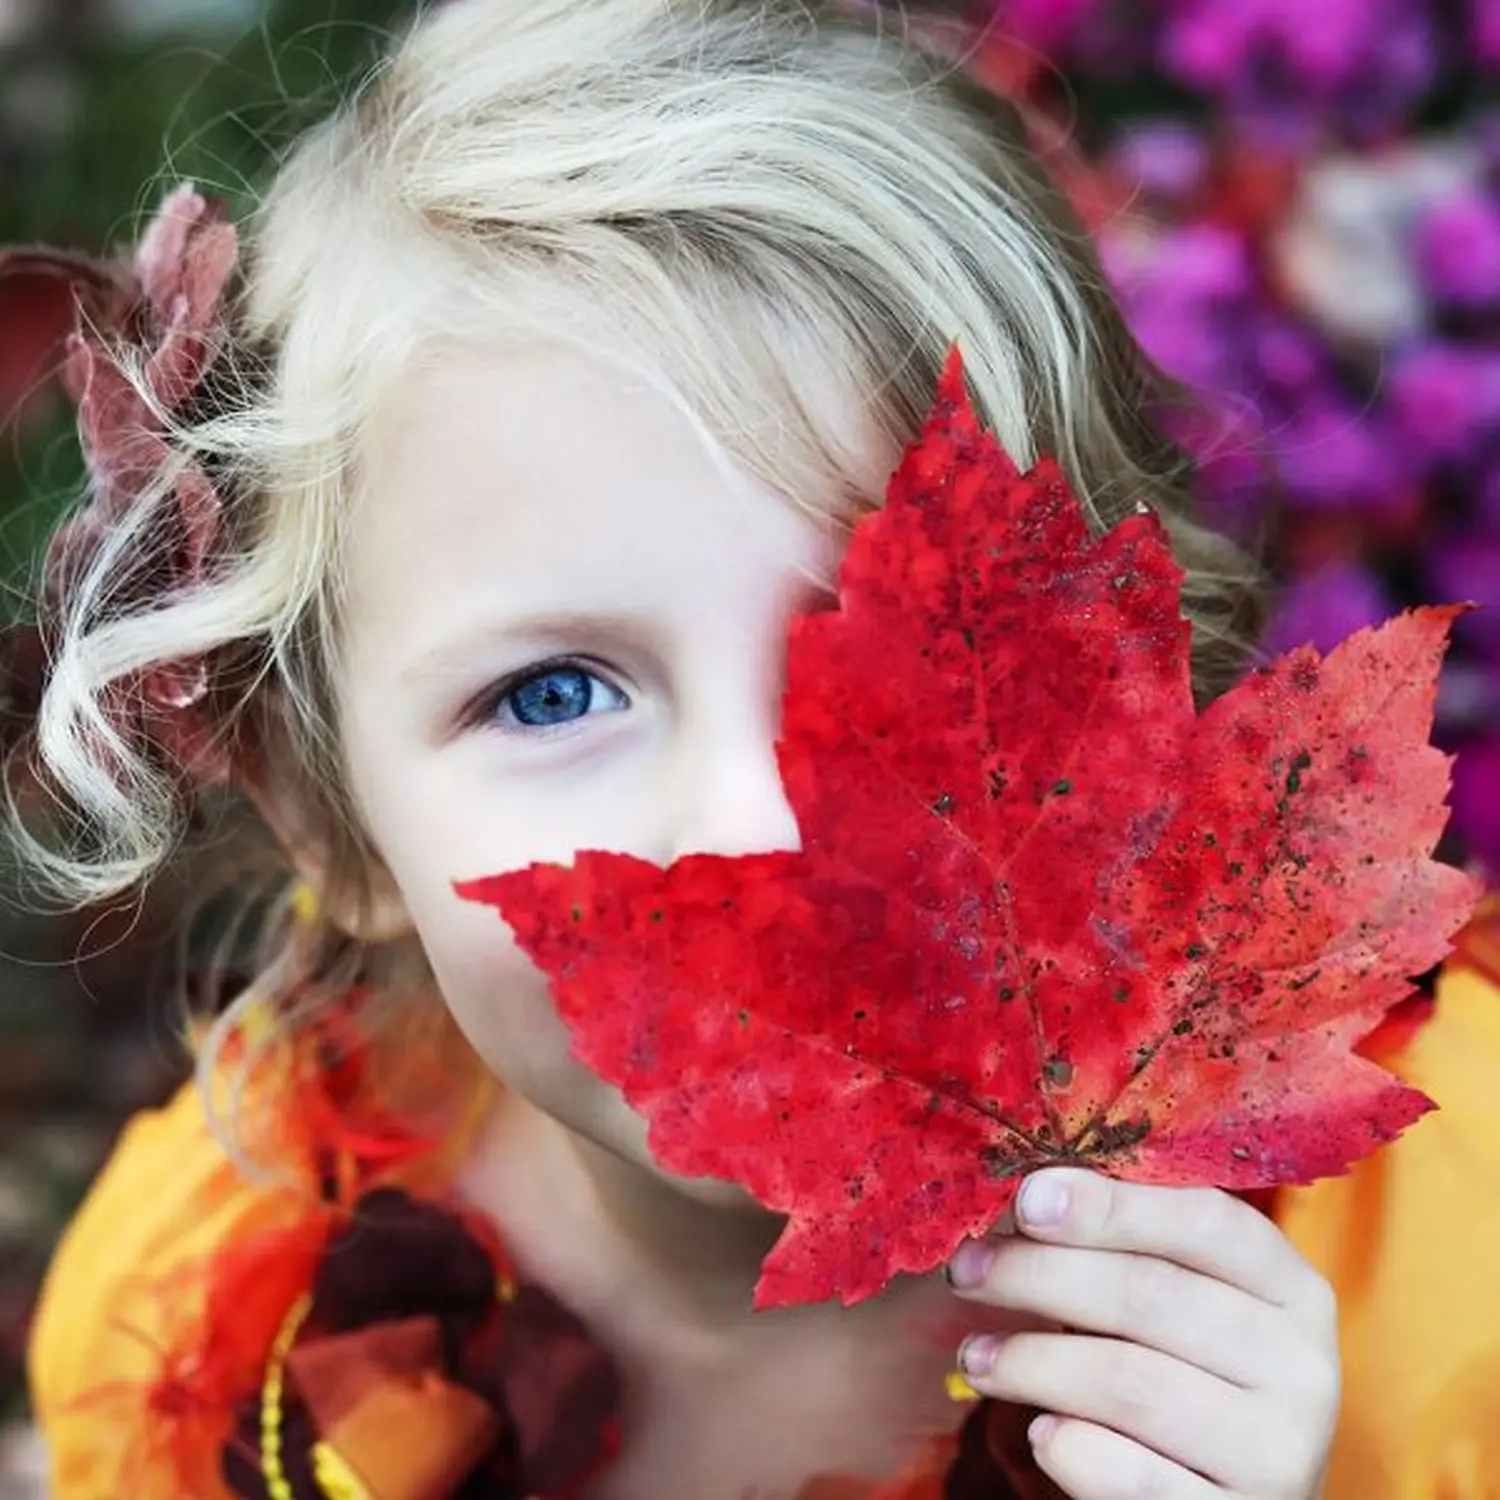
[0,184,239,781]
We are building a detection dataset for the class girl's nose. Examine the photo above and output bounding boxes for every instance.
[668,733,802,862]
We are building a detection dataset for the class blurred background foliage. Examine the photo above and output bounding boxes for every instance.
[0,0,1497,1477]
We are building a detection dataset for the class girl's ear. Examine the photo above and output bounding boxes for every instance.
[236,687,416,946]
[241,772,417,945]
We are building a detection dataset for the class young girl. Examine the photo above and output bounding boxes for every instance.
[5,1,1497,1497]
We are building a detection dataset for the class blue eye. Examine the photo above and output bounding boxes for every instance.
[490,660,628,731]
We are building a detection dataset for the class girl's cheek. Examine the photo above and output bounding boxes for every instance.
[423,916,586,1078]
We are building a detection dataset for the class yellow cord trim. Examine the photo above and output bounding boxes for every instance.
[945,1369,981,1403]
[310,1441,376,1500]
[261,1292,314,1500]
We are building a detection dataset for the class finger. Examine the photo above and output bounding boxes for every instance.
[1009,1170,1336,1327]
[1027,1414,1221,1500]
[950,1237,1287,1387]
[959,1331,1255,1488]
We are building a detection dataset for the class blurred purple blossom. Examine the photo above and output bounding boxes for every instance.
[1275,403,1412,512]
[1111,121,1212,204]
[1427,534,1500,657]
[1250,318,1324,396]
[1480,465,1500,536]
[1160,0,1440,144]
[1452,736,1500,880]
[1103,222,1258,391]
[991,0,1160,75]
[996,0,1099,56]
[1474,0,1500,65]
[1262,562,1394,656]
[1386,345,1500,469]
[1417,187,1500,307]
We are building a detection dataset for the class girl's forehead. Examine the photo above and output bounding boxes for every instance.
[340,339,847,655]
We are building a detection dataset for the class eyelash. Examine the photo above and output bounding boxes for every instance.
[467,655,630,735]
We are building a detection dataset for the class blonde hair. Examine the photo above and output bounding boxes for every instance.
[7,0,1261,1111]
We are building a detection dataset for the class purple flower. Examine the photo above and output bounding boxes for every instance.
[1452,735,1500,880]
[1250,317,1325,397]
[1417,187,1500,306]
[999,0,1101,54]
[1111,122,1211,204]
[1474,0,1500,66]
[1160,222,1257,302]
[1427,533,1500,657]
[1161,0,1256,91]
[1479,464,1500,537]
[1386,345,1500,468]
[1262,563,1395,657]
[1159,0,1439,143]
[1273,401,1410,511]
[1105,223,1260,392]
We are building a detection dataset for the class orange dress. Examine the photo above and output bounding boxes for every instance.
[28,946,1500,1500]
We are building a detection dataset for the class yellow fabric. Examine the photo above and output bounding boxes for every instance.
[1279,963,1500,1500]
[28,967,1500,1500]
[27,1076,305,1500]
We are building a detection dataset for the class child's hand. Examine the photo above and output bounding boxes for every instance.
[947,1169,1339,1500]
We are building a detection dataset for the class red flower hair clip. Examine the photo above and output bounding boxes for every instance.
[0,184,240,781]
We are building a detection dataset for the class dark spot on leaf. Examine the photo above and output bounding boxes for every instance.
[1087,1116,1151,1156]
[1285,750,1312,795]
[961,626,975,649]
[650,909,664,923]
[1172,1018,1192,1036]
[853,1008,866,1021]
[737,1009,748,1026]
[1113,986,1130,1002]
[980,1146,1025,1180]
[998,986,1015,1002]
[1053,779,1072,796]
[1043,1056,1074,1087]
[570,904,583,922]
[932,792,955,815]
[987,768,1007,799]
[1186,943,1206,960]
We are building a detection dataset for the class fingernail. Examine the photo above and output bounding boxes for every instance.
[958,1333,1002,1378]
[946,1239,994,1291]
[1019,1174,1070,1228]
[1028,1413,1060,1447]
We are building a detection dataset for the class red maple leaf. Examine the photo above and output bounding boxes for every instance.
[457,351,1478,1309]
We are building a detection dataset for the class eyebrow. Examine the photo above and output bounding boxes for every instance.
[395,609,663,687]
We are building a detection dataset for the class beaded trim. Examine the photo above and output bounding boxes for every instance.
[261,1293,314,1500]
[309,1441,375,1500]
